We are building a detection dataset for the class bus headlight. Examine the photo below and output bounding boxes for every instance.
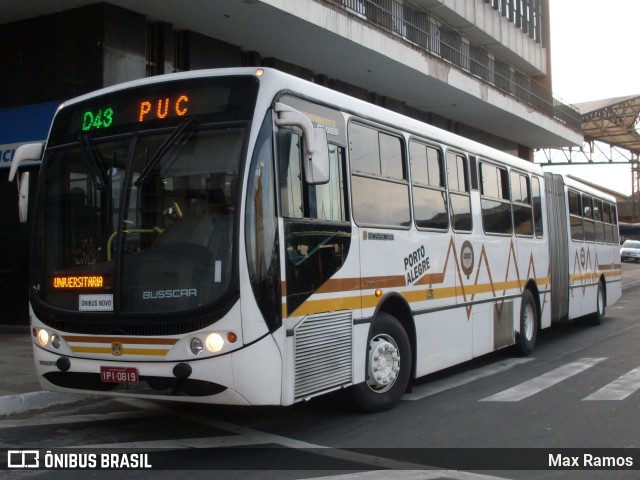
[205,333,224,353]
[190,337,204,355]
[50,334,61,349]
[37,329,49,347]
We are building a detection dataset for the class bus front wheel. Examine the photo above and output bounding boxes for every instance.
[349,313,412,412]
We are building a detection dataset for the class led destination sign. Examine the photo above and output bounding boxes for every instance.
[81,108,113,131]
[52,275,105,289]
[81,95,191,133]
[48,76,259,146]
[138,95,189,122]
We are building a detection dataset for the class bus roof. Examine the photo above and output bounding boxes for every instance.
[60,67,549,179]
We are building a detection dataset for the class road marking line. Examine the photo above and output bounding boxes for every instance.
[308,470,513,480]
[404,358,534,401]
[480,357,607,402]
[584,366,640,400]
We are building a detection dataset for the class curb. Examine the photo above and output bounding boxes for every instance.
[0,325,30,334]
[0,391,94,417]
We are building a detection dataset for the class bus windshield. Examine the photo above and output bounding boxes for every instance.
[32,76,258,315]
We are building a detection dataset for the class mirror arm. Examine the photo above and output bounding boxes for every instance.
[8,142,44,190]
[274,103,315,153]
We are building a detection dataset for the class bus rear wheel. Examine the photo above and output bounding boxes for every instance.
[349,313,411,412]
[514,289,537,356]
[587,280,605,325]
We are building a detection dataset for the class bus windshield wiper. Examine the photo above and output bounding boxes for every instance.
[79,134,108,190]
[135,117,195,186]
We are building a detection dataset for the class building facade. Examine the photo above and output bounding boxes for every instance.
[0,0,582,324]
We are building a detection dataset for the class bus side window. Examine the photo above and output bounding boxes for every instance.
[446,151,472,232]
[278,131,346,222]
[582,195,595,242]
[611,204,620,244]
[278,131,304,219]
[568,190,583,241]
[510,171,533,236]
[594,199,606,244]
[532,176,543,238]
[480,161,511,235]
[604,202,614,244]
[349,122,410,228]
[410,140,448,231]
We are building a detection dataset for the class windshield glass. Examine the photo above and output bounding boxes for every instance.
[622,241,640,249]
[33,125,244,314]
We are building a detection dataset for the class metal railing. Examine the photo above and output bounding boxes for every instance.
[330,0,581,131]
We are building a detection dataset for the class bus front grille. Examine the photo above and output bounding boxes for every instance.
[293,310,353,400]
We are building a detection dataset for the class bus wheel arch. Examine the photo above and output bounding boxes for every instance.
[374,293,416,381]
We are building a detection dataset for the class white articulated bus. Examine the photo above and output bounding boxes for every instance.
[11,68,621,411]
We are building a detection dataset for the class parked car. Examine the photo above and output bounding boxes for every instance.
[620,240,640,262]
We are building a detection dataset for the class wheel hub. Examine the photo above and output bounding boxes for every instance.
[366,335,400,392]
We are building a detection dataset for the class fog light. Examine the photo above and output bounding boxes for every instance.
[190,337,204,355]
[173,363,192,379]
[37,329,49,347]
[205,333,224,353]
[56,357,70,372]
[51,334,61,349]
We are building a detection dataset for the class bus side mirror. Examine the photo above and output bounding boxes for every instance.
[305,127,330,185]
[18,172,30,223]
[274,103,330,185]
[8,142,44,223]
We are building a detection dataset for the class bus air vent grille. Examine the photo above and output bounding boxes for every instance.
[294,311,353,400]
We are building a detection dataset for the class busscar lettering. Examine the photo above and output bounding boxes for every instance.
[142,289,198,300]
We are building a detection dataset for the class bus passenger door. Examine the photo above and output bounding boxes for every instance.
[277,130,352,319]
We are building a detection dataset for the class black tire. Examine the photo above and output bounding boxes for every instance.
[349,313,412,413]
[587,280,605,326]
[514,289,537,356]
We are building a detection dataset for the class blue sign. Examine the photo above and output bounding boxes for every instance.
[0,101,59,169]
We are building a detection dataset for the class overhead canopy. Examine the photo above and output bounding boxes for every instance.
[576,95,640,154]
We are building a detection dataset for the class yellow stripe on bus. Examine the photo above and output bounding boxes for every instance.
[70,346,170,356]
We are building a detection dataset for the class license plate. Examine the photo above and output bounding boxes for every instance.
[100,366,139,383]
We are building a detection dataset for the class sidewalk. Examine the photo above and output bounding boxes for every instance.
[2,276,640,417]
[0,326,93,416]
